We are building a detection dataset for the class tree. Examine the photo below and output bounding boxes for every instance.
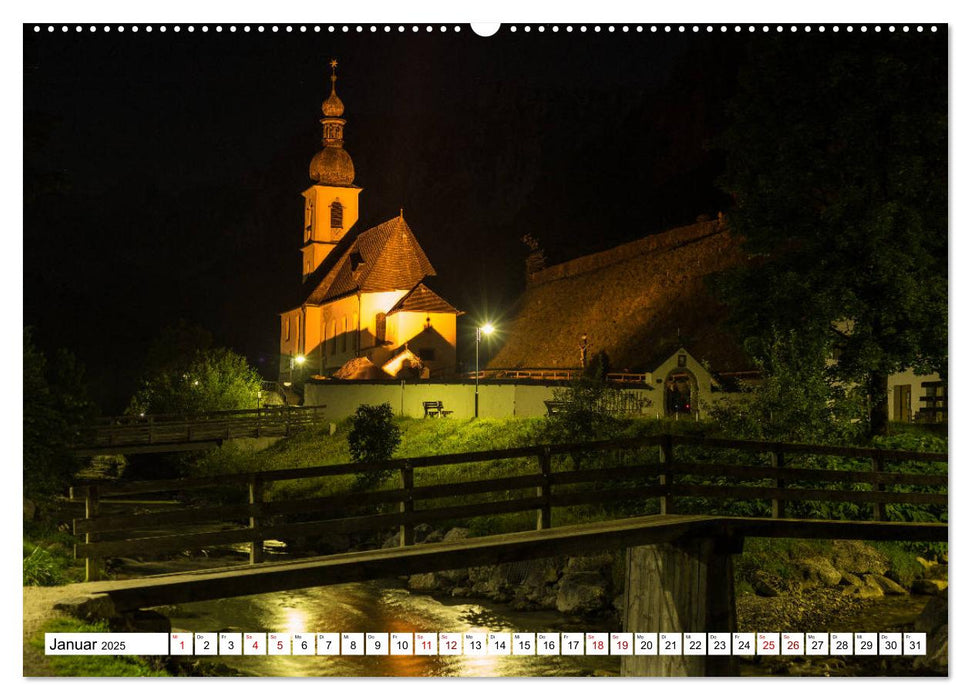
[23,328,94,500]
[716,35,947,436]
[129,345,262,416]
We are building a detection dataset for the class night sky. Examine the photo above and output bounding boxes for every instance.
[24,25,926,412]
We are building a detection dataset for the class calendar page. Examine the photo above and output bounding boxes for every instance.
[21,0,950,689]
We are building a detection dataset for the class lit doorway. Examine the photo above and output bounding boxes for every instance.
[665,370,697,417]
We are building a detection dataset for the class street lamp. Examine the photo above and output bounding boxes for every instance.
[475,323,495,418]
[290,353,306,384]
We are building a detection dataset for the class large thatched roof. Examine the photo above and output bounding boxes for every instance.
[488,220,752,373]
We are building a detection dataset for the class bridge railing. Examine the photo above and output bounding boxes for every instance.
[70,434,947,581]
[75,406,329,451]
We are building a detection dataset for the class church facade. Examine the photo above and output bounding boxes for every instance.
[279,63,460,385]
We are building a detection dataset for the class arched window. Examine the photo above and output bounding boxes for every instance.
[331,200,343,229]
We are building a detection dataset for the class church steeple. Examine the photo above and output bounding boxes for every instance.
[310,60,355,186]
[301,60,362,281]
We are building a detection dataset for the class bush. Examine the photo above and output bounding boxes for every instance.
[347,403,402,488]
[706,332,866,445]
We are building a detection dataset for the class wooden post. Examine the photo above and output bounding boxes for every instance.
[622,535,742,676]
[148,416,155,444]
[771,445,786,519]
[249,474,265,564]
[658,433,675,515]
[871,455,886,521]
[256,408,263,438]
[536,447,552,530]
[399,461,414,546]
[85,485,102,582]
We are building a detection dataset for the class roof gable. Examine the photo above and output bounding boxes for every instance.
[387,282,461,316]
[305,215,436,305]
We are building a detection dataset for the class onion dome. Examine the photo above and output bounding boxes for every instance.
[310,147,355,186]
[309,59,355,186]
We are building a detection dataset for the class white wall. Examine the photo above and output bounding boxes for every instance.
[303,381,657,420]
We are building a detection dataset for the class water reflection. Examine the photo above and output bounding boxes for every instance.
[164,579,620,677]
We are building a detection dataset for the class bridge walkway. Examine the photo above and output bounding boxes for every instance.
[81,514,946,611]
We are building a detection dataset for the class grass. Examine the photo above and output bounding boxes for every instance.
[29,617,170,677]
[173,415,949,578]
[23,522,85,585]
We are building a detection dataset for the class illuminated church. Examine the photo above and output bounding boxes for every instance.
[279,62,461,384]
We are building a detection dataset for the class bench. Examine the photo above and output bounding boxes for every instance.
[423,401,453,418]
[544,400,567,416]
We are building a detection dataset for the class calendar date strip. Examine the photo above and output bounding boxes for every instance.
[47,631,927,657]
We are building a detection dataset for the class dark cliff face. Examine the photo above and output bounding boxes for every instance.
[490,220,751,373]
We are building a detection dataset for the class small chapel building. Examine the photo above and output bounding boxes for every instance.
[279,63,461,385]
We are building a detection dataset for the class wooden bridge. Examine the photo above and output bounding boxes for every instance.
[71,406,328,455]
[69,433,947,675]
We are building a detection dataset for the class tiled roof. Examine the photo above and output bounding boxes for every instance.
[304,215,436,305]
[488,220,754,373]
[387,282,461,316]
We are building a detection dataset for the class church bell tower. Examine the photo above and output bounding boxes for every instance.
[301,60,361,280]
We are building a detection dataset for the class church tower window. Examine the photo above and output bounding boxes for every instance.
[305,196,314,241]
[331,200,343,229]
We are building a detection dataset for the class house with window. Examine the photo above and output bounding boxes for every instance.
[279,63,461,384]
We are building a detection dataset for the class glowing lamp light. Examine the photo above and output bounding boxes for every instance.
[294,354,306,365]
[480,323,495,336]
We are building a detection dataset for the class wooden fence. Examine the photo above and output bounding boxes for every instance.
[71,434,947,581]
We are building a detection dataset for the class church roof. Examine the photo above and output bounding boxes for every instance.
[387,282,462,316]
[303,214,437,306]
[487,220,754,374]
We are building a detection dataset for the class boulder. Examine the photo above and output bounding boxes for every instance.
[408,573,441,590]
[912,579,948,595]
[840,577,884,600]
[422,529,445,544]
[830,540,889,575]
[839,572,863,587]
[556,571,610,614]
[752,573,784,597]
[468,565,516,602]
[866,573,908,596]
[442,527,470,542]
[54,594,117,622]
[794,556,843,588]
